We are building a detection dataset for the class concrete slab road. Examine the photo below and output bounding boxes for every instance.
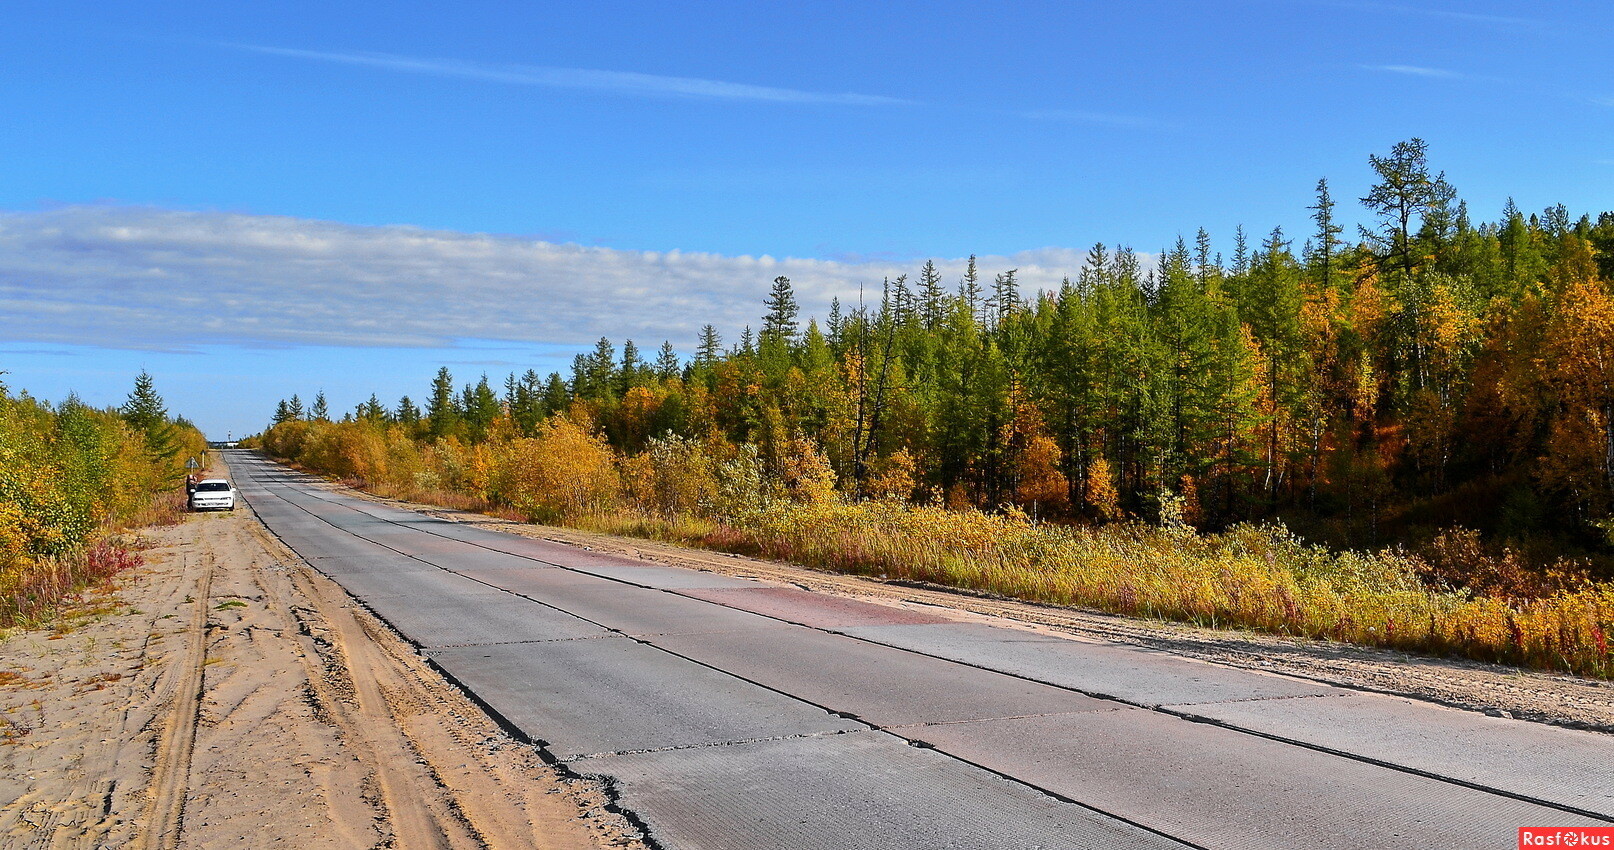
[229,451,1614,849]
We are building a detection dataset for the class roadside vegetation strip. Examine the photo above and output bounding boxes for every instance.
[0,372,206,630]
[259,430,1614,680]
[589,501,1614,679]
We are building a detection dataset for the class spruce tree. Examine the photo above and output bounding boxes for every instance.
[461,374,500,441]
[1194,228,1215,286]
[541,372,569,416]
[587,337,617,399]
[656,341,680,380]
[695,325,722,368]
[990,269,1020,328]
[426,367,457,438]
[761,276,800,343]
[919,259,946,329]
[121,370,168,434]
[396,396,420,426]
[620,340,643,393]
[122,370,179,464]
[960,255,982,322]
[358,394,387,422]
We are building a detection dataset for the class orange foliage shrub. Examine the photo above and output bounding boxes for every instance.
[490,418,620,522]
[300,421,389,483]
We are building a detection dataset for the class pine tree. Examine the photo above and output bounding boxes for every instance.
[310,391,329,421]
[891,275,914,325]
[1241,227,1309,501]
[287,394,304,420]
[1361,137,1446,278]
[1079,244,1110,293]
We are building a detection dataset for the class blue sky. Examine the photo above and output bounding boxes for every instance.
[1,0,1611,437]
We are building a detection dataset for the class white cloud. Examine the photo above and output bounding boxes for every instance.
[0,206,1105,352]
[229,44,914,107]
[1362,64,1462,79]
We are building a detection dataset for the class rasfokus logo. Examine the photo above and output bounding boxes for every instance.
[1520,827,1614,847]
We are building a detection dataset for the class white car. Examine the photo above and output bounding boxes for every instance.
[189,479,237,512]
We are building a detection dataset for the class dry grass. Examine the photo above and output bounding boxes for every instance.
[368,480,497,514]
[579,500,1614,679]
[0,540,144,629]
[122,490,189,529]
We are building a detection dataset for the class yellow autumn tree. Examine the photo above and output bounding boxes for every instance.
[1540,255,1614,515]
[865,448,919,501]
[775,433,839,505]
[490,417,620,522]
[1083,454,1122,521]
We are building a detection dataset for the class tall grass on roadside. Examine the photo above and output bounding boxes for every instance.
[0,539,144,628]
[572,499,1614,679]
[719,499,1614,678]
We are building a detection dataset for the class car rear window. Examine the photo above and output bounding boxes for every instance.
[196,482,231,492]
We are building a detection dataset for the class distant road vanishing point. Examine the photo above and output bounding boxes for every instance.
[232,451,1614,850]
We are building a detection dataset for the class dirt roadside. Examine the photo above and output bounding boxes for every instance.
[321,483,1614,735]
[0,471,647,849]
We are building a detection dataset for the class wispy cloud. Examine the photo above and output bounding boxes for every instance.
[1021,109,1177,130]
[1362,64,1463,79]
[228,44,913,107]
[0,206,1098,351]
[1316,1,1543,29]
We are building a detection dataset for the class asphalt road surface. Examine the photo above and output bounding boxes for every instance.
[230,451,1614,849]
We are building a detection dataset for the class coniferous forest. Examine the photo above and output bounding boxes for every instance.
[257,140,1614,676]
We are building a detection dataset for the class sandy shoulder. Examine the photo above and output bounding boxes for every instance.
[0,478,646,849]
